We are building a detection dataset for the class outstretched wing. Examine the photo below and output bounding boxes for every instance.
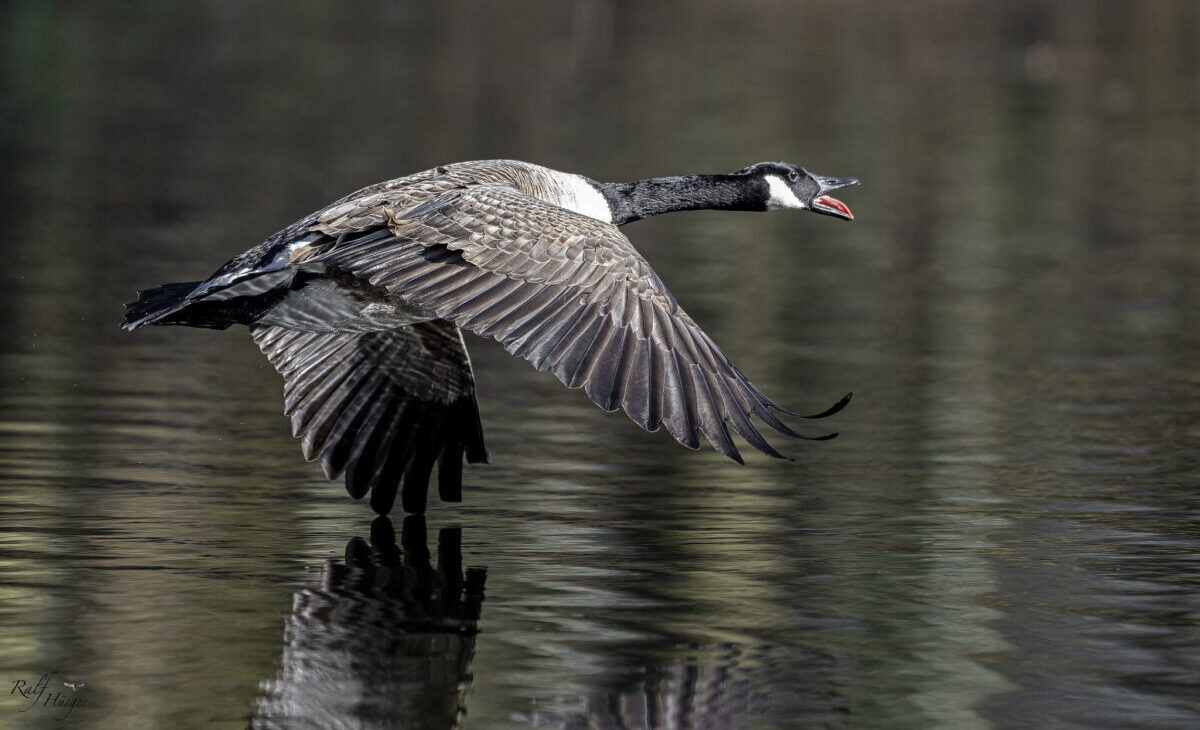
[311,184,841,463]
[250,320,488,515]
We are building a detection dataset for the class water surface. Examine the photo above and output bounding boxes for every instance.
[1,2,1198,728]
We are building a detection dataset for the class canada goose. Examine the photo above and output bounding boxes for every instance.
[123,160,858,515]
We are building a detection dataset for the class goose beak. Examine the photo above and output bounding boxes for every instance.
[811,176,859,220]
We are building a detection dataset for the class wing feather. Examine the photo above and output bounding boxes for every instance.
[312,183,837,460]
[582,324,628,412]
[250,321,487,514]
[660,350,700,449]
[300,373,389,462]
[484,287,573,341]
[620,335,654,429]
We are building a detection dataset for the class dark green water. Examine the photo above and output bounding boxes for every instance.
[1,2,1198,728]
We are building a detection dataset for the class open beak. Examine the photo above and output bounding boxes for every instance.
[811,175,859,220]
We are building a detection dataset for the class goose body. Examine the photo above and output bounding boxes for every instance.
[123,159,858,514]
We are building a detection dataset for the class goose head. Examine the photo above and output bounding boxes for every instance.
[738,162,859,220]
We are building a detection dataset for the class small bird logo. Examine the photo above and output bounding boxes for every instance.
[63,681,86,691]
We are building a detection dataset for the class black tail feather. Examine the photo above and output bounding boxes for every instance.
[121,281,200,331]
[122,277,291,332]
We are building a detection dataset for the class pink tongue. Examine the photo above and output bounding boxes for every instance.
[814,194,852,219]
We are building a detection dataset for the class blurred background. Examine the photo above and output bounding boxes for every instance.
[1,1,1198,728]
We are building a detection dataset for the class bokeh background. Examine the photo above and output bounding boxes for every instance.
[1,1,1198,728]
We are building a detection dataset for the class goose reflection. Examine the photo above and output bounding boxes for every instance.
[250,516,485,730]
[552,644,817,730]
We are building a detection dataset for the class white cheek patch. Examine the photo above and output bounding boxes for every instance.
[765,175,807,210]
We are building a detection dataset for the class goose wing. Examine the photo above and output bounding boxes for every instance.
[250,320,488,515]
[313,184,836,462]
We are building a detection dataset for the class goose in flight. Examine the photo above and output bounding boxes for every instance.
[123,160,858,515]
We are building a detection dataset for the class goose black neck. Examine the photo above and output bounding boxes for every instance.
[597,174,764,226]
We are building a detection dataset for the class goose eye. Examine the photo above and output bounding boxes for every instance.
[787,170,799,182]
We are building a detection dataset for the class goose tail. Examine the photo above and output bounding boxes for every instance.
[121,281,200,331]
